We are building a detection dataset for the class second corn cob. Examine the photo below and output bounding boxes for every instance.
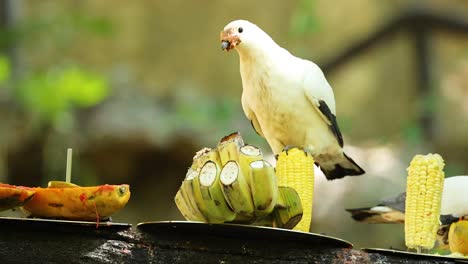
[405,153,445,252]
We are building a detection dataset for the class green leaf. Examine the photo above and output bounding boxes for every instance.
[0,55,11,85]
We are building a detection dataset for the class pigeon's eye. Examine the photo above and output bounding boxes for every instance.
[238,27,243,33]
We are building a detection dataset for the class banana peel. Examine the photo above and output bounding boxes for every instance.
[22,181,131,221]
[0,184,36,211]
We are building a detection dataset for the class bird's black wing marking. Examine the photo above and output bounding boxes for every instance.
[317,100,343,147]
[248,112,264,137]
[250,120,262,136]
[345,208,380,222]
[440,215,460,225]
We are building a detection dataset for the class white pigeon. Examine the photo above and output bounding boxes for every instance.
[220,19,365,179]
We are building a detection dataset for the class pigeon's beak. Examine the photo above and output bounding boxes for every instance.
[220,29,240,51]
[221,40,230,50]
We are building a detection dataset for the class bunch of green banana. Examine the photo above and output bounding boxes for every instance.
[174,132,304,229]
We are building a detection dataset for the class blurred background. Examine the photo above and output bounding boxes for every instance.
[0,0,467,249]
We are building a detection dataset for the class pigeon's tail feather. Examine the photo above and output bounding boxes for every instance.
[319,152,365,180]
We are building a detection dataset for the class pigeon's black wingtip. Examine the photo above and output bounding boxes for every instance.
[321,152,365,180]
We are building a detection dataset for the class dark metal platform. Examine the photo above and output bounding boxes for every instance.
[0,217,465,263]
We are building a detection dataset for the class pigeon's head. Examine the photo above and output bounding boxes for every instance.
[220,20,270,52]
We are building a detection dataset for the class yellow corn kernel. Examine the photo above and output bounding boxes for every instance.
[276,148,314,232]
[405,153,445,251]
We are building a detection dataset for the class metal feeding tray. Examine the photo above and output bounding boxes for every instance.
[363,248,468,263]
[0,217,136,263]
[137,221,353,249]
[0,216,131,231]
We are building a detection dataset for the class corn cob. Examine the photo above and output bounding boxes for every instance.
[448,220,468,255]
[276,147,314,232]
[217,132,244,166]
[405,153,445,252]
[192,161,236,223]
[250,160,278,217]
[220,160,255,217]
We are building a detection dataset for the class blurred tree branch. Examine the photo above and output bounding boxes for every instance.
[319,8,468,75]
[316,8,468,143]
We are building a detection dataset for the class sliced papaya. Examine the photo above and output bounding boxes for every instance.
[22,184,130,221]
[0,184,36,211]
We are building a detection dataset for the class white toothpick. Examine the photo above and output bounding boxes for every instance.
[66,148,72,183]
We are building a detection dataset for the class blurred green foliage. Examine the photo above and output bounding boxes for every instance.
[290,0,320,36]
[0,9,114,123]
[402,122,423,146]
[0,8,114,184]
[0,12,114,50]
[0,55,10,85]
[175,97,238,131]
[445,163,466,177]
[15,66,109,122]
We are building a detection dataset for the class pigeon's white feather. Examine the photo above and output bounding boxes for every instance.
[441,176,468,217]
[302,60,336,115]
